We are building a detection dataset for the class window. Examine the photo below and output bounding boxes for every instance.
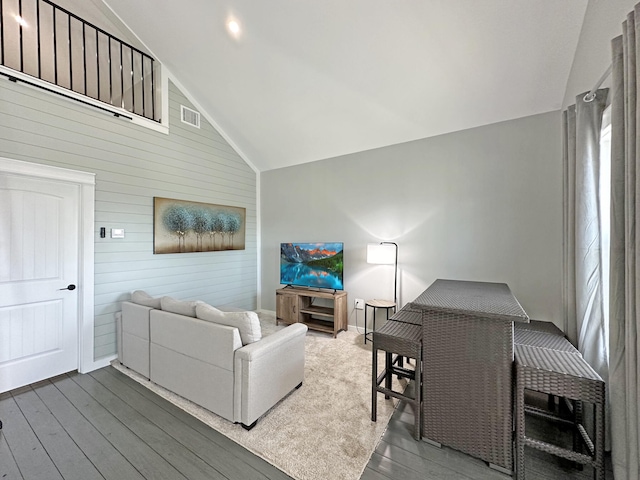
[599,105,611,355]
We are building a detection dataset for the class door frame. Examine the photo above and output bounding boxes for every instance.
[0,156,97,374]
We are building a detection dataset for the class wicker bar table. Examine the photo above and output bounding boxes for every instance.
[409,279,529,473]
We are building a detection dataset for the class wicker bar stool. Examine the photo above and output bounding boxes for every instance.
[387,306,422,369]
[389,306,422,325]
[515,319,564,337]
[371,320,422,440]
[514,320,577,410]
[515,329,578,353]
[515,344,605,480]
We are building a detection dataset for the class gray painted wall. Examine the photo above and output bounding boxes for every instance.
[261,111,562,330]
[0,78,257,360]
[562,0,635,109]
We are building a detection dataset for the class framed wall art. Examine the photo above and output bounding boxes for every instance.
[153,197,246,254]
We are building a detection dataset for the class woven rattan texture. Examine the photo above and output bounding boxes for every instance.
[372,317,422,440]
[515,319,564,336]
[522,436,599,465]
[515,345,602,382]
[410,279,529,322]
[373,321,421,359]
[421,308,514,470]
[514,330,578,353]
[515,344,605,479]
[389,308,422,325]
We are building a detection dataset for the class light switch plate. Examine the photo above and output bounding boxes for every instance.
[111,228,125,238]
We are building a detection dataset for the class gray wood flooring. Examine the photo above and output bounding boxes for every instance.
[363,398,614,480]
[0,367,292,480]
[0,366,613,480]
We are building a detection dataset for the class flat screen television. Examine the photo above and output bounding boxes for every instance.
[280,242,344,291]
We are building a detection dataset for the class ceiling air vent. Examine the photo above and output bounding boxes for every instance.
[180,105,200,128]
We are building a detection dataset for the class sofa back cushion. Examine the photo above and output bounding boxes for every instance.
[150,309,242,371]
[131,290,162,309]
[160,296,200,317]
[196,303,262,345]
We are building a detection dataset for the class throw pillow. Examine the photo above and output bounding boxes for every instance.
[196,303,262,345]
[131,290,162,309]
[160,296,200,317]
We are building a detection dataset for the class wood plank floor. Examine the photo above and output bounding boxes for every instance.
[0,366,613,480]
[0,367,292,480]
[363,398,614,480]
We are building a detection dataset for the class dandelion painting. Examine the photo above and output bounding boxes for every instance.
[153,197,246,254]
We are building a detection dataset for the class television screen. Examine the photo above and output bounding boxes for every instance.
[280,242,344,290]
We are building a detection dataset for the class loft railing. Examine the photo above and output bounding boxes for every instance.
[0,0,159,122]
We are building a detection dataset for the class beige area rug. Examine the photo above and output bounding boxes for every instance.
[111,312,401,480]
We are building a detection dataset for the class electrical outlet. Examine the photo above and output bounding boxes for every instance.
[355,298,364,310]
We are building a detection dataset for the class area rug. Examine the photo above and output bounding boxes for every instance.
[111,312,401,480]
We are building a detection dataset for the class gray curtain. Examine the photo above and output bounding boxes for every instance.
[562,89,609,383]
[609,8,640,479]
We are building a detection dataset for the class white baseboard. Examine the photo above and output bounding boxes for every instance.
[79,354,117,374]
[348,324,366,335]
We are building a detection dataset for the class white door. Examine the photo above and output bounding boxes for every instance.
[0,172,79,393]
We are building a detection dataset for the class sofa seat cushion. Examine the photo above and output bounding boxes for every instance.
[196,303,262,345]
[131,290,162,309]
[160,296,202,317]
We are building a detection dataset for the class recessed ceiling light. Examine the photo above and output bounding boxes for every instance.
[14,15,28,27]
[227,19,241,37]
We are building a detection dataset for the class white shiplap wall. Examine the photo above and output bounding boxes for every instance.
[0,78,257,360]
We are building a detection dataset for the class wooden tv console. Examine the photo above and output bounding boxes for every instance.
[276,287,348,338]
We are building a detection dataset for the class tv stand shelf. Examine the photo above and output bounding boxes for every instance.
[300,304,335,317]
[276,288,347,338]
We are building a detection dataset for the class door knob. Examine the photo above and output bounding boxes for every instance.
[59,284,76,291]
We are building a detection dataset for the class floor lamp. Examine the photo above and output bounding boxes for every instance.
[366,242,398,305]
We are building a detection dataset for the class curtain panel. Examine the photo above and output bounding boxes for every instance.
[562,89,609,382]
[609,6,640,479]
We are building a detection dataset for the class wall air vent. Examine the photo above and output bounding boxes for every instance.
[180,105,201,128]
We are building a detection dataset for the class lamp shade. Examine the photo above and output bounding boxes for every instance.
[367,243,396,265]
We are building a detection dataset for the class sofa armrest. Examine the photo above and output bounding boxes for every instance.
[234,323,307,425]
[120,301,153,378]
[122,302,152,339]
[236,323,308,361]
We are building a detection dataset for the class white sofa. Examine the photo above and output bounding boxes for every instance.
[116,293,307,429]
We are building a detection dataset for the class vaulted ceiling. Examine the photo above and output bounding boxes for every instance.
[99,1,588,172]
